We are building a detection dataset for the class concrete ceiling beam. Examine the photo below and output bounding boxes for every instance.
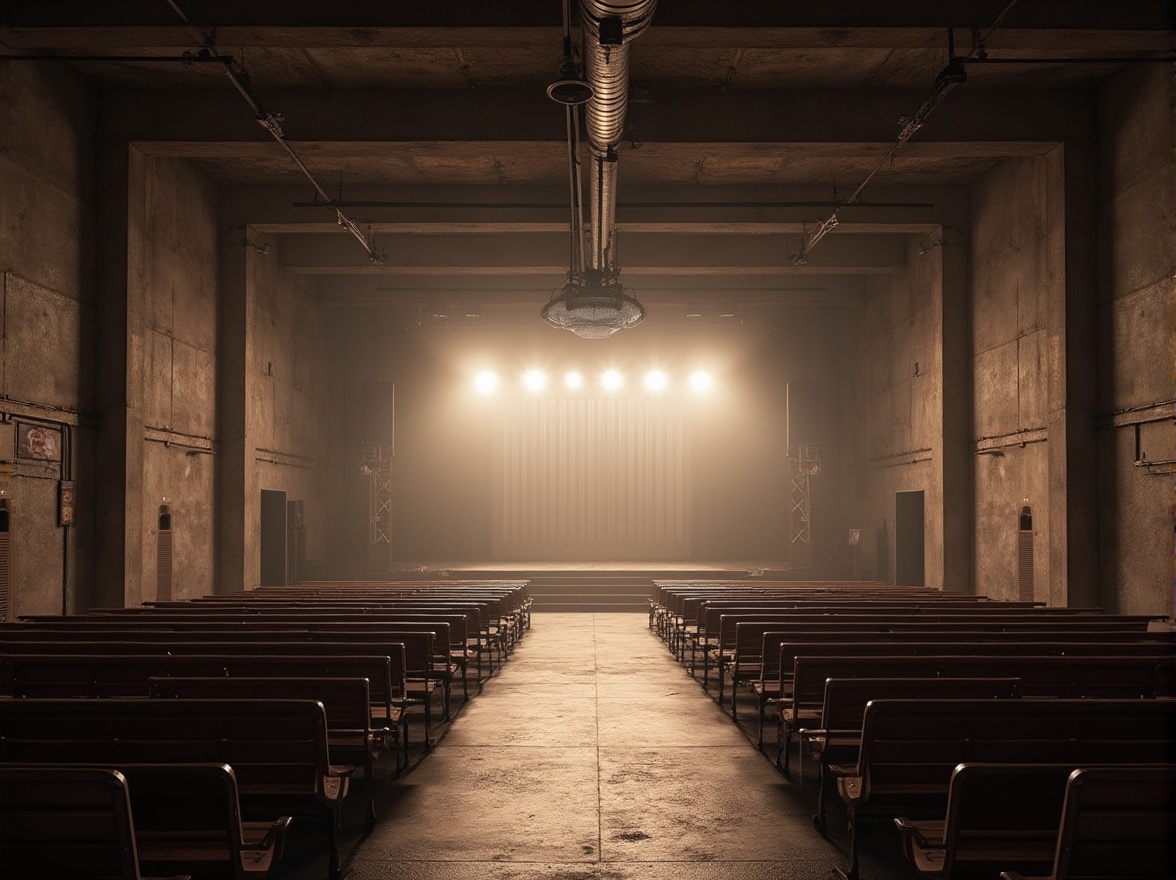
[104,88,1092,145]
[276,230,908,275]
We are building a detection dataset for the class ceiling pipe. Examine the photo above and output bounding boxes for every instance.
[579,0,657,281]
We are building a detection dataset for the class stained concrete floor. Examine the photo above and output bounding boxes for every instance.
[274,613,921,880]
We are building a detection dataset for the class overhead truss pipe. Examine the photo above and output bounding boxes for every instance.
[579,0,657,279]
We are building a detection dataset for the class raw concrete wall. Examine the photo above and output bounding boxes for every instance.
[137,158,218,603]
[0,61,97,617]
[245,234,331,585]
[1095,64,1175,616]
[970,152,1063,602]
[861,236,942,585]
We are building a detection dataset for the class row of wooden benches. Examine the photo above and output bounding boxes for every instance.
[648,581,1175,880]
[0,579,533,879]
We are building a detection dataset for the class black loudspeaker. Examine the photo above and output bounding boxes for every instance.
[360,381,395,447]
[785,381,821,450]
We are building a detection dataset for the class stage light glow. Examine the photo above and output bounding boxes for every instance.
[689,370,714,393]
[601,369,623,392]
[522,369,547,392]
[474,370,500,395]
[644,370,668,392]
[564,371,584,390]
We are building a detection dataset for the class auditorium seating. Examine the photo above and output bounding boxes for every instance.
[649,579,1175,880]
[0,577,531,879]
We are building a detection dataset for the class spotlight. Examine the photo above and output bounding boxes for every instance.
[689,370,714,393]
[564,371,584,390]
[522,369,547,393]
[601,369,623,392]
[474,370,500,395]
[644,370,668,392]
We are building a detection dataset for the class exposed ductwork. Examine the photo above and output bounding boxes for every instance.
[579,0,656,280]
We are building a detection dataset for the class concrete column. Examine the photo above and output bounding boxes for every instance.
[937,196,975,593]
[93,143,146,609]
[215,230,250,593]
[1047,141,1100,608]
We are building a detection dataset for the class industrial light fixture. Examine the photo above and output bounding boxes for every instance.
[522,369,548,393]
[473,370,500,395]
[644,370,668,392]
[689,371,714,393]
[541,272,645,339]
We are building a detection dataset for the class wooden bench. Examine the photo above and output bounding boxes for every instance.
[777,652,1176,768]
[790,676,1023,776]
[0,765,186,880]
[1001,765,1176,880]
[892,763,1075,880]
[1,651,409,752]
[148,676,390,822]
[1,635,440,742]
[822,699,1176,880]
[0,698,355,880]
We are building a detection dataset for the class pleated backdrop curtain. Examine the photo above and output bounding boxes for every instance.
[491,397,691,559]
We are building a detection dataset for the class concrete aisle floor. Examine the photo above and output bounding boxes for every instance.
[335,613,916,880]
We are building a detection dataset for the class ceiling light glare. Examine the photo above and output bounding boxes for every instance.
[522,369,547,393]
[473,370,500,395]
[601,369,624,392]
[644,370,668,392]
[689,370,714,393]
[564,371,584,390]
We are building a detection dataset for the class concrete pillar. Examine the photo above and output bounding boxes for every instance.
[93,143,146,609]
[1047,141,1100,608]
[215,231,250,593]
[938,196,975,592]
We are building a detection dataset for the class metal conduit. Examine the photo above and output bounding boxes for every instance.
[579,0,657,277]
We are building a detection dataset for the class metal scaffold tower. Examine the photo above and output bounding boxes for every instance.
[361,442,393,569]
[788,442,821,570]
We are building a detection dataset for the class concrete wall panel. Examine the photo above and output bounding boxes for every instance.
[4,274,86,409]
[144,328,172,427]
[1095,63,1175,616]
[172,339,216,438]
[971,153,1061,599]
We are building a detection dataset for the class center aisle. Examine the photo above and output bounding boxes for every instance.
[349,613,850,880]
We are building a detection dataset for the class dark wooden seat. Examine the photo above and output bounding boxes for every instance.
[1,651,408,752]
[0,698,354,880]
[893,763,1075,880]
[791,676,1023,775]
[0,765,186,880]
[821,698,1176,880]
[1001,765,1176,880]
[148,676,390,824]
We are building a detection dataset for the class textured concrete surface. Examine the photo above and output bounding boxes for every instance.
[271,614,919,880]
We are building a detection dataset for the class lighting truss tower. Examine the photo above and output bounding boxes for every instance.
[361,442,393,569]
[788,442,821,570]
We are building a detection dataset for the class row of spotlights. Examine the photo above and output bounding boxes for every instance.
[474,369,714,395]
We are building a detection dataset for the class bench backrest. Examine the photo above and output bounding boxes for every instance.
[819,677,1023,731]
[856,699,1176,804]
[0,766,143,879]
[0,698,337,808]
[149,676,374,737]
[1050,765,1176,880]
[939,763,1075,876]
[792,655,1174,713]
[3,652,402,708]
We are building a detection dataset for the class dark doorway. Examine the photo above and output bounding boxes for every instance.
[260,489,288,586]
[895,490,925,586]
